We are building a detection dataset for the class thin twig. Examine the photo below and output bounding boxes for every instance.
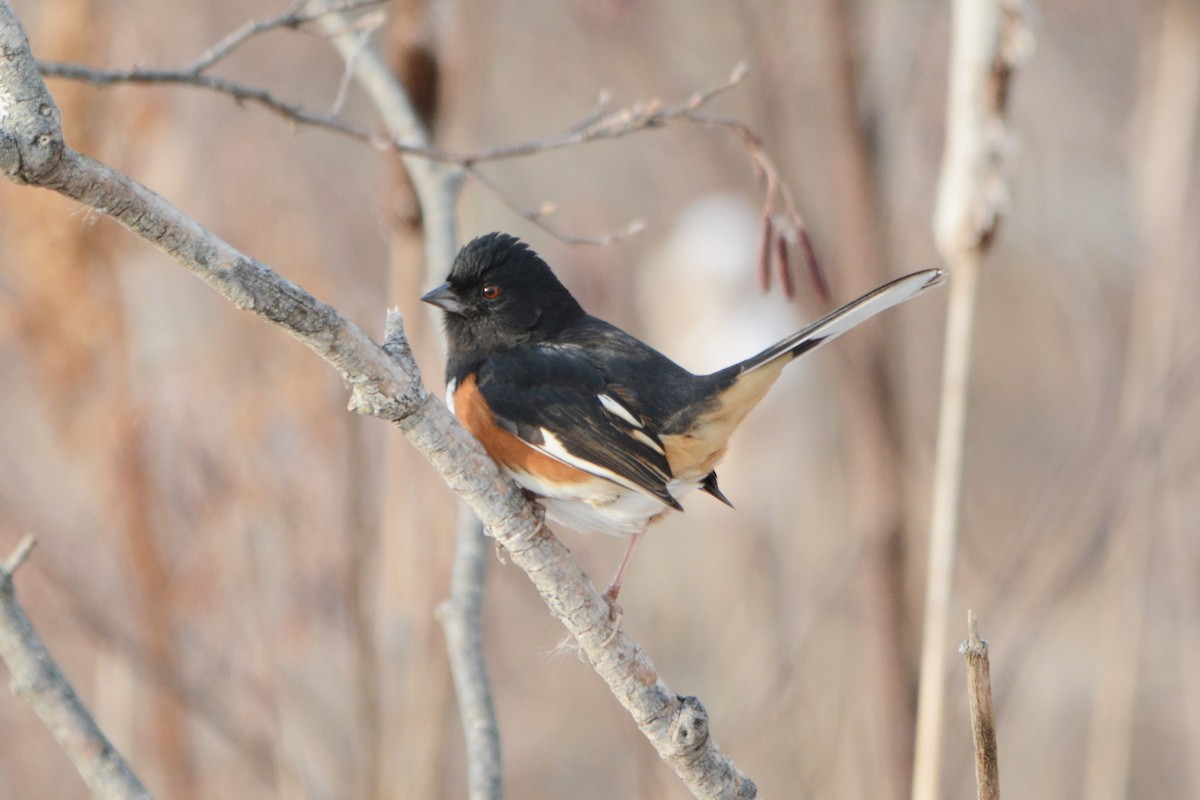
[456,63,749,164]
[913,241,981,800]
[0,537,153,800]
[466,165,646,245]
[912,3,1031,800]
[40,0,394,143]
[186,0,389,74]
[324,11,385,118]
[435,506,502,800]
[38,60,402,147]
[960,611,1000,800]
[37,51,783,249]
[36,58,748,170]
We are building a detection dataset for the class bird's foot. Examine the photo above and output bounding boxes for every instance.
[600,583,623,646]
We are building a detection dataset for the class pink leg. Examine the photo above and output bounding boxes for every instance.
[603,531,643,603]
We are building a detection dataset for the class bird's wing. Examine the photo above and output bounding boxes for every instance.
[468,345,680,509]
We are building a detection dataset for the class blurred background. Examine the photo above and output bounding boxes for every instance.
[1,0,1197,798]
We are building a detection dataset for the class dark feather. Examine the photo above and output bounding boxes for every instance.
[475,345,680,508]
[700,472,734,508]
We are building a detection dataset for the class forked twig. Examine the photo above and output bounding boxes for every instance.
[41,40,805,259]
[186,0,388,74]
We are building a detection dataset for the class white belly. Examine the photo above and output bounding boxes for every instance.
[505,465,699,537]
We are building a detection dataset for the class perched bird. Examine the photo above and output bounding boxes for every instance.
[423,232,943,601]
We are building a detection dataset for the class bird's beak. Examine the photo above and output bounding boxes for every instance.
[421,282,469,315]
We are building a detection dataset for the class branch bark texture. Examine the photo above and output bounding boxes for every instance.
[0,2,757,796]
[960,611,999,800]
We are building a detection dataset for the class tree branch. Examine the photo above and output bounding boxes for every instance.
[185,0,388,75]
[912,3,1031,800]
[960,611,999,800]
[0,536,154,800]
[304,5,498,794]
[38,36,794,251]
[436,507,501,800]
[0,2,758,795]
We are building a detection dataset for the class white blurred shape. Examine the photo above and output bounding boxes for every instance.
[637,193,804,374]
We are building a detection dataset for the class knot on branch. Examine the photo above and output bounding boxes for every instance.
[668,695,711,756]
[0,97,64,187]
[347,376,428,424]
[735,778,759,798]
[13,118,62,183]
[342,311,431,423]
[0,12,65,185]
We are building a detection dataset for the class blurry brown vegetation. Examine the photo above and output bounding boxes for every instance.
[1,0,1198,798]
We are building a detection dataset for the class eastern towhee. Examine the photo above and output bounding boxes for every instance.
[423,232,943,600]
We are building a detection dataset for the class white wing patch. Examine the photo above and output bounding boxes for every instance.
[445,378,458,415]
[599,393,665,453]
[536,428,667,501]
[630,428,666,455]
[597,393,642,428]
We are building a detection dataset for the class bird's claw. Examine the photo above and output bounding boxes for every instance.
[600,585,623,646]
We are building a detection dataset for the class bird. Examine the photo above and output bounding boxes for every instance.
[422,232,944,602]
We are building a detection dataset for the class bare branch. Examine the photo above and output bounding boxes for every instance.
[36,56,749,171]
[1,2,759,795]
[323,10,386,118]
[912,3,1031,800]
[454,63,748,164]
[960,611,1000,800]
[186,0,389,75]
[0,538,154,800]
[436,509,502,800]
[37,59,404,147]
[35,0,394,146]
[467,165,646,245]
[39,38,797,252]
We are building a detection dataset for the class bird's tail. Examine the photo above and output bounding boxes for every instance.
[664,268,945,483]
[733,268,945,377]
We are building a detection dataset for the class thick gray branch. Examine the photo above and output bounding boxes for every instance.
[0,1,758,796]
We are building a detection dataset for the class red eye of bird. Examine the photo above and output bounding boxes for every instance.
[481,284,501,301]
